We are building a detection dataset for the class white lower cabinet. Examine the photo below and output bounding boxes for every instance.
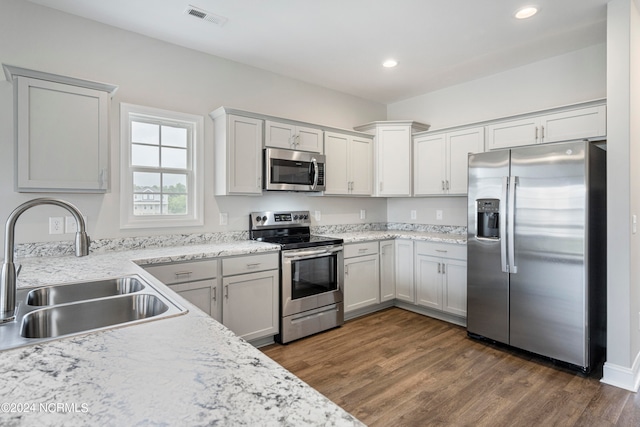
[395,239,415,303]
[222,269,279,342]
[344,242,380,313]
[415,241,467,317]
[221,253,279,341]
[145,252,280,342]
[143,259,220,320]
[379,240,396,302]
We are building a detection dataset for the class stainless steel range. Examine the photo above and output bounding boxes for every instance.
[249,211,344,344]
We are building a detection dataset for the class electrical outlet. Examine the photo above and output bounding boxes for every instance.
[410,210,417,220]
[219,212,228,226]
[360,209,366,220]
[49,217,64,234]
[315,210,321,221]
[65,215,88,233]
[436,210,443,221]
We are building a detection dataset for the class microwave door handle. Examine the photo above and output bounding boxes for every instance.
[310,158,319,190]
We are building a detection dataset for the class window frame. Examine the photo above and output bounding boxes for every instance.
[120,103,204,229]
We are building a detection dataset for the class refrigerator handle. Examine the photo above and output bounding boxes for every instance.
[500,177,508,273]
[508,176,518,274]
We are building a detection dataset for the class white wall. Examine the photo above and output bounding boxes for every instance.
[0,0,386,255]
[387,43,606,130]
[386,197,467,226]
[602,0,640,391]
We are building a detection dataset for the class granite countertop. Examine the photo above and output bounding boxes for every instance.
[0,240,363,426]
[0,229,464,425]
[322,230,466,245]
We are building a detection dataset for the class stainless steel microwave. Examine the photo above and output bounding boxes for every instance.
[264,148,326,192]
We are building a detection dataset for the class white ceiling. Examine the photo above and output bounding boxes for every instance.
[26,0,608,104]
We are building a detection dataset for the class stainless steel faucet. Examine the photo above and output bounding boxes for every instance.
[0,198,91,323]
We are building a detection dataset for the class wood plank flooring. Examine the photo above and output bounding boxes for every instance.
[262,308,640,426]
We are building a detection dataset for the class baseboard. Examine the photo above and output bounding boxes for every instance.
[601,350,640,392]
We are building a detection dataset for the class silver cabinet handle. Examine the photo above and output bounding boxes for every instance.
[437,263,441,274]
[436,249,447,253]
[212,286,217,301]
[224,285,229,299]
[535,127,539,140]
[174,271,192,279]
[446,180,450,190]
[246,262,261,269]
[442,263,445,275]
[358,248,368,253]
[540,125,545,140]
[441,180,445,191]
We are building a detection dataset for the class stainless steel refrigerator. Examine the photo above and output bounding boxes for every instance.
[466,140,606,372]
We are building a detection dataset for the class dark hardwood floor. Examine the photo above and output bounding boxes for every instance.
[262,308,640,426]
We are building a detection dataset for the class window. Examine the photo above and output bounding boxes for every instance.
[120,103,203,229]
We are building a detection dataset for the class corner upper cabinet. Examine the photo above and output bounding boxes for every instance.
[354,121,430,197]
[4,65,117,193]
[210,108,263,195]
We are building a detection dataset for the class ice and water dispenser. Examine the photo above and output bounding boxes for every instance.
[476,199,500,239]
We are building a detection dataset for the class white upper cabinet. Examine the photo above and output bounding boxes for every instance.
[324,131,373,196]
[210,108,263,195]
[4,65,117,193]
[354,121,430,197]
[486,103,606,150]
[414,127,484,196]
[265,120,323,153]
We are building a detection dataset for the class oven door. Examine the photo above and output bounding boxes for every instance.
[264,148,326,192]
[281,245,343,317]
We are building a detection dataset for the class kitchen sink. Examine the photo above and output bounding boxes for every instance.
[21,293,169,338]
[0,274,187,351]
[26,276,146,306]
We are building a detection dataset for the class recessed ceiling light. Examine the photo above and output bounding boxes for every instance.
[383,59,398,68]
[515,6,538,19]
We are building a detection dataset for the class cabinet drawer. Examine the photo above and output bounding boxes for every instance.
[144,259,218,285]
[415,241,466,260]
[344,241,379,258]
[222,252,279,276]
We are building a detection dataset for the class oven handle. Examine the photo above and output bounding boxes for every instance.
[282,246,343,260]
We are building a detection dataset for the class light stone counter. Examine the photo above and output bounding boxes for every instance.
[0,240,364,426]
[322,230,466,245]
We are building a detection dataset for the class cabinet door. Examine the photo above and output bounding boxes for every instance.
[344,254,380,313]
[16,77,109,192]
[486,117,538,150]
[540,105,606,143]
[296,125,323,153]
[265,120,296,149]
[227,115,263,194]
[395,240,414,303]
[414,133,446,195]
[443,259,467,317]
[324,132,350,194]
[222,270,279,341]
[415,255,442,310]
[349,136,373,195]
[377,125,412,196]
[447,127,485,195]
[169,279,220,321]
[379,240,396,302]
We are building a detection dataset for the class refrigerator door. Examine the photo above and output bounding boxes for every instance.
[467,150,510,344]
[508,141,588,367]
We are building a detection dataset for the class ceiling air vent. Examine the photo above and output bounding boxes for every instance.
[184,5,228,26]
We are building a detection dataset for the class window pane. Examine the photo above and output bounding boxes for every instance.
[132,144,159,167]
[133,172,160,191]
[162,126,187,148]
[133,191,163,216]
[167,194,188,215]
[132,121,159,145]
[161,147,187,169]
[163,173,187,193]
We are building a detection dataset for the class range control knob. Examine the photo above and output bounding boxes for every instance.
[255,215,262,223]
[293,215,299,220]
[303,214,308,220]
[261,216,268,222]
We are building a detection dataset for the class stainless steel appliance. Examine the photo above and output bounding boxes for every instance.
[467,140,606,372]
[263,148,326,192]
[249,211,343,343]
